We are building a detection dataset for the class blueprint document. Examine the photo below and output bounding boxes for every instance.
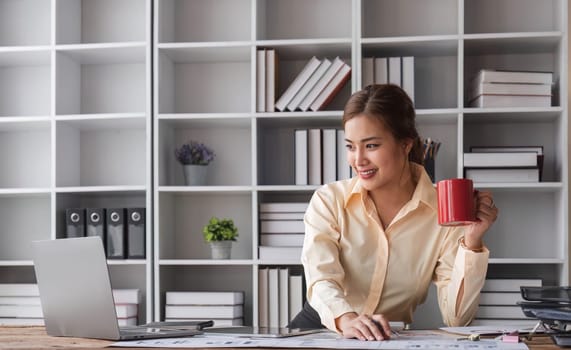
[112,330,529,349]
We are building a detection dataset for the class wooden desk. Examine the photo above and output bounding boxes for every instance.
[0,326,560,350]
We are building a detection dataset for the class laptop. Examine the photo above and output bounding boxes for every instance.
[32,237,203,340]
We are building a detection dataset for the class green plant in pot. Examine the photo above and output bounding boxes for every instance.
[203,217,238,259]
[174,140,215,186]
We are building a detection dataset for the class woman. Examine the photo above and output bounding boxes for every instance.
[292,84,498,341]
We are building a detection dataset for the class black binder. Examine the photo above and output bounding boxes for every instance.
[106,208,126,259]
[86,208,106,246]
[65,208,85,238]
[126,208,145,259]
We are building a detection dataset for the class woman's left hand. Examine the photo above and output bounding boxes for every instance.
[464,190,498,249]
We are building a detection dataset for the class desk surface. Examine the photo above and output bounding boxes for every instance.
[0,326,560,350]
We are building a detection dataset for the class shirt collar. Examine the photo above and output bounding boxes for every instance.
[344,163,437,213]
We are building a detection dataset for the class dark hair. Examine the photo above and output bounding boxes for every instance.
[342,84,423,165]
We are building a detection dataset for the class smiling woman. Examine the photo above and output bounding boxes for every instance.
[291,84,499,341]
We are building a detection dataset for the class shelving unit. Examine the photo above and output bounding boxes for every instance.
[0,0,152,325]
[154,0,568,329]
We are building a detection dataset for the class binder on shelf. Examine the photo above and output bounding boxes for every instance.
[275,56,321,112]
[126,208,145,259]
[362,57,374,87]
[294,129,308,185]
[322,128,337,184]
[266,49,277,112]
[336,129,351,180]
[388,57,401,86]
[256,49,266,112]
[402,56,414,102]
[86,208,105,246]
[308,129,322,185]
[65,208,85,238]
[106,208,126,259]
[374,57,388,84]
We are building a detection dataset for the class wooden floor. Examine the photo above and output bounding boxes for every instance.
[0,326,560,350]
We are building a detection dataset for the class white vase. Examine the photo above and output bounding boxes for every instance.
[209,241,232,259]
[183,165,208,186]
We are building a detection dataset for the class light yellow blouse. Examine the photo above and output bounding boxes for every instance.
[301,164,489,331]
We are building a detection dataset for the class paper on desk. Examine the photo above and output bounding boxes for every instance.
[441,324,542,336]
[111,330,529,349]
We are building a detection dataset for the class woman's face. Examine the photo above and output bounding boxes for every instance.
[344,113,411,191]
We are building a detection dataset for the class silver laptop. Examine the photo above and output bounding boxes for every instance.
[32,236,203,340]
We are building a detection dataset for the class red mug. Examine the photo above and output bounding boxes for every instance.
[436,178,476,226]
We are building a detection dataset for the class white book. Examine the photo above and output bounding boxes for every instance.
[362,57,375,87]
[259,212,305,220]
[479,292,523,306]
[266,49,277,112]
[309,64,351,112]
[165,318,244,326]
[402,56,414,102]
[388,57,401,86]
[322,128,337,184]
[165,305,243,319]
[470,319,539,327]
[268,268,279,328]
[463,152,538,168]
[115,303,138,318]
[275,56,321,111]
[0,318,44,326]
[336,129,351,180]
[0,304,43,318]
[469,82,552,100]
[374,57,388,84]
[308,129,322,185]
[112,289,141,304]
[482,279,542,292]
[0,284,39,297]
[259,202,308,213]
[465,168,539,183]
[0,296,41,305]
[166,291,244,306]
[286,58,332,112]
[258,268,269,327]
[470,94,551,108]
[473,69,553,85]
[256,49,266,112]
[294,129,308,185]
[258,246,303,262]
[278,268,289,328]
[288,275,303,323]
[475,305,527,319]
[299,57,345,112]
[470,146,543,155]
[118,317,138,326]
[260,233,305,247]
[260,220,305,234]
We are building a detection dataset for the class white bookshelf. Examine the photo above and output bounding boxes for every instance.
[153,0,568,330]
[0,0,153,326]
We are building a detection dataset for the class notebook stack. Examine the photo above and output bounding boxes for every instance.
[258,202,309,262]
[468,69,553,108]
[472,279,541,327]
[0,284,43,326]
[463,146,543,183]
[112,289,141,326]
[164,291,244,326]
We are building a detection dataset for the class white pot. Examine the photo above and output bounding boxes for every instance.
[183,165,208,186]
[209,241,232,259]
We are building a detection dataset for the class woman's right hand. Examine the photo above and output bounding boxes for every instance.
[335,312,392,341]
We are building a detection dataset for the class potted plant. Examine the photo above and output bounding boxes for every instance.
[174,140,215,186]
[202,217,238,259]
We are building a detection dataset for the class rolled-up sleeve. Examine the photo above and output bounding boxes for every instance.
[433,227,489,326]
[301,189,354,331]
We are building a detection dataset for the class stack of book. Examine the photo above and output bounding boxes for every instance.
[463,146,543,183]
[468,69,553,108]
[256,48,278,112]
[113,289,141,326]
[294,128,351,186]
[0,284,43,326]
[164,291,244,326]
[259,202,308,262]
[274,56,351,112]
[362,56,414,102]
[472,279,542,327]
[258,267,304,328]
